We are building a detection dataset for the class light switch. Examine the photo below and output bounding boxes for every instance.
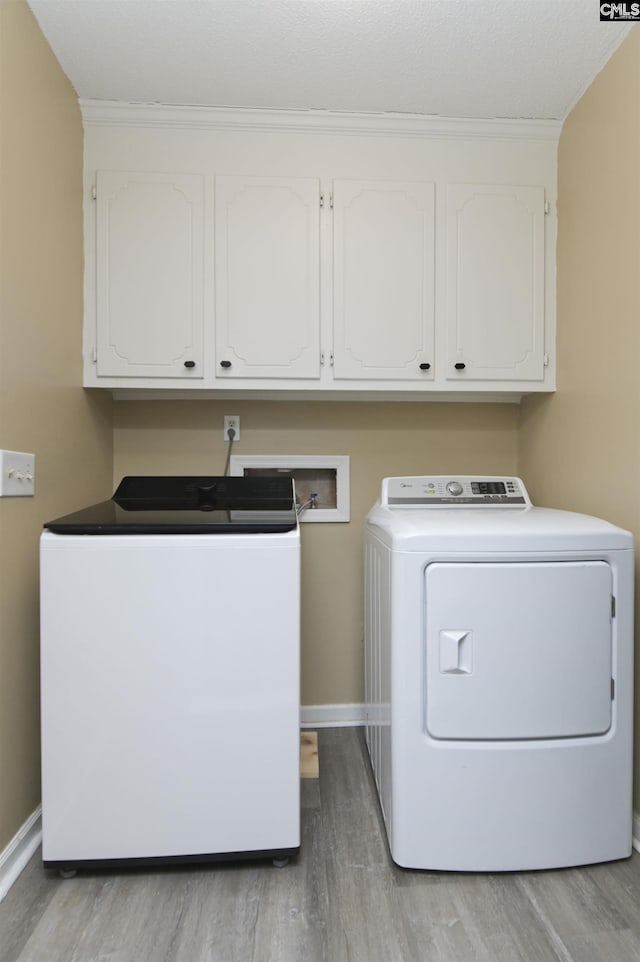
[0,450,35,496]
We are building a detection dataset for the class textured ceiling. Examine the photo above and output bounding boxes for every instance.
[27,1,634,121]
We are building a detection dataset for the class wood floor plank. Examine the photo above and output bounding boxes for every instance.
[564,928,640,962]
[390,876,489,962]
[14,872,119,962]
[3,728,640,962]
[574,858,640,937]
[164,864,263,962]
[518,867,631,942]
[0,848,60,962]
[301,773,321,812]
[454,874,566,962]
[319,728,407,962]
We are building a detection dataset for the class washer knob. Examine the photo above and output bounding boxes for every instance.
[446,481,464,496]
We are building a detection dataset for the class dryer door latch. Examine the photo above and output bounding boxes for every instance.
[439,630,472,674]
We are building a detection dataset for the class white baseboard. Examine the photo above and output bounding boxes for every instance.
[301,703,365,728]
[0,806,42,903]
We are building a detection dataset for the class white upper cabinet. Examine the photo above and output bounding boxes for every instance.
[445,184,545,382]
[214,176,320,379]
[82,106,557,398]
[332,180,435,380]
[95,171,204,378]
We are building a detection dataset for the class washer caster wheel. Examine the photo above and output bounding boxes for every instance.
[272,857,289,868]
[58,867,77,879]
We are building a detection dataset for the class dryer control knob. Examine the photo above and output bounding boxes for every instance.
[446,481,464,496]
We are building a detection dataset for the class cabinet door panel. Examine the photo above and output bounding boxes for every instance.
[446,184,545,381]
[215,177,320,379]
[96,171,204,378]
[333,180,435,380]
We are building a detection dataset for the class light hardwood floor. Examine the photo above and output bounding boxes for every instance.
[3,728,640,962]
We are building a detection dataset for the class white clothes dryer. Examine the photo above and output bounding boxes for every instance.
[364,476,634,872]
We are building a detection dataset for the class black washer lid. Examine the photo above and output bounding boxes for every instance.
[43,476,298,535]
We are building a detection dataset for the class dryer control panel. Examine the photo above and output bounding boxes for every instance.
[383,476,531,507]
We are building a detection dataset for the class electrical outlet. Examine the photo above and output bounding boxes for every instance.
[0,450,35,497]
[223,415,240,441]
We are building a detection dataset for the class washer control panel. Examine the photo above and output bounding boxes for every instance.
[383,476,530,507]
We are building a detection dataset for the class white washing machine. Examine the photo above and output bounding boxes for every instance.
[40,476,300,873]
[364,476,634,872]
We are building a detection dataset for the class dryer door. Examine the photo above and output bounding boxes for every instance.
[425,561,613,740]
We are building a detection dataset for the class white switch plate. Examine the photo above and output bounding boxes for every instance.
[0,450,35,496]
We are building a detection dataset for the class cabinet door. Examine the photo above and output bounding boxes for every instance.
[215,176,320,379]
[96,171,204,378]
[446,184,545,381]
[333,180,435,380]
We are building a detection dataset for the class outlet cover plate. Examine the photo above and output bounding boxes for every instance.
[223,415,240,441]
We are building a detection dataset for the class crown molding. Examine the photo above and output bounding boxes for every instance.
[79,100,561,143]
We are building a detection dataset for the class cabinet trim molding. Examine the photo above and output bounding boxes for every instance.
[80,100,561,143]
[108,388,526,403]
